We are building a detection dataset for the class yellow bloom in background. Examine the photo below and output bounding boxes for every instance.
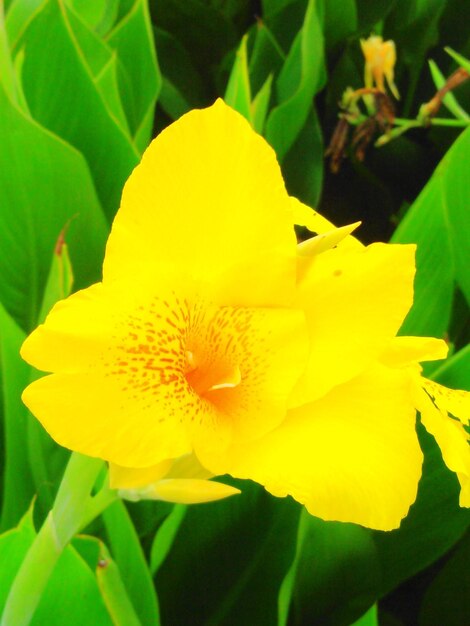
[361,34,400,99]
[21,100,469,531]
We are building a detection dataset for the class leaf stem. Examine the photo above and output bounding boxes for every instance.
[1,453,105,626]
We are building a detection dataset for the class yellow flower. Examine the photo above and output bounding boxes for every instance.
[361,35,400,99]
[21,100,469,530]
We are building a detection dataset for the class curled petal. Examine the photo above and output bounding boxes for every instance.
[416,381,470,506]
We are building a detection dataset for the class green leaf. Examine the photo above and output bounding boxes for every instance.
[0,506,36,613]
[428,59,469,121]
[153,26,205,114]
[355,0,397,32]
[265,0,325,161]
[103,501,160,626]
[371,422,470,595]
[282,107,323,207]
[16,0,140,219]
[252,73,273,134]
[279,511,381,626]
[418,529,470,626]
[351,604,379,626]
[151,0,238,82]
[321,0,358,50]
[0,303,32,531]
[248,20,285,96]
[150,504,186,575]
[37,240,74,325]
[106,0,161,145]
[224,34,252,123]
[5,0,44,49]
[393,127,470,336]
[157,483,300,626]
[367,346,470,597]
[67,0,119,36]
[445,46,470,74]
[0,78,107,332]
[31,545,114,625]
[74,535,143,626]
[95,54,131,134]
[0,3,20,105]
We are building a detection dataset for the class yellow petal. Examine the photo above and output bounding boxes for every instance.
[381,336,449,368]
[22,371,194,467]
[291,242,416,406]
[109,452,213,490]
[421,378,470,426]
[191,305,308,466]
[416,381,470,506]
[297,222,361,257]
[120,479,240,504]
[292,197,363,250]
[21,283,113,374]
[109,460,172,489]
[221,364,422,530]
[103,99,296,286]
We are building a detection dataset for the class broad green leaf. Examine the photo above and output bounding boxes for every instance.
[393,126,470,336]
[150,504,186,575]
[31,545,114,625]
[16,0,140,219]
[0,507,35,613]
[5,0,44,48]
[157,483,300,626]
[418,529,470,626]
[0,78,107,332]
[95,55,131,133]
[321,0,357,49]
[429,59,469,121]
[279,511,381,626]
[106,0,161,145]
[265,0,325,161]
[0,3,20,104]
[66,3,114,77]
[248,20,285,95]
[372,429,469,595]
[224,34,252,123]
[67,0,119,36]
[103,501,160,626]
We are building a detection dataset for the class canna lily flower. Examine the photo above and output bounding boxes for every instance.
[361,35,400,99]
[21,100,469,530]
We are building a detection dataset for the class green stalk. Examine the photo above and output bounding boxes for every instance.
[1,453,105,626]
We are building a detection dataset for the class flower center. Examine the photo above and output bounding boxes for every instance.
[184,349,241,397]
